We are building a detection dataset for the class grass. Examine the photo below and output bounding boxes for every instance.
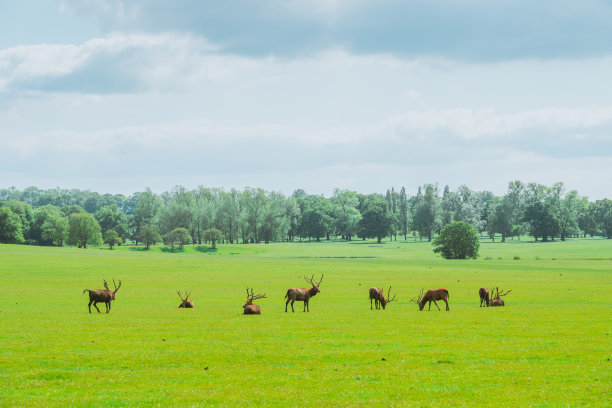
[0,237,610,407]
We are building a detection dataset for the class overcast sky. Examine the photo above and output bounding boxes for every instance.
[1,0,611,199]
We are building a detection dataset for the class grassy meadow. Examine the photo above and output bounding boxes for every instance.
[0,238,610,407]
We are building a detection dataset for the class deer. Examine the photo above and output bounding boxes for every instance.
[177,290,194,308]
[369,286,398,310]
[285,274,323,312]
[410,288,450,311]
[489,287,511,306]
[83,279,121,314]
[243,288,266,314]
[479,287,490,307]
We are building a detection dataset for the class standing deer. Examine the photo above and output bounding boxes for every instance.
[479,287,490,307]
[83,279,121,313]
[410,288,450,311]
[285,274,323,312]
[489,287,511,306]
[369,286,397,310]
[177,290,194,308]
[243,288,266,315]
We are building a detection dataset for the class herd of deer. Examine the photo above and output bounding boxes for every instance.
[83,275,512,314]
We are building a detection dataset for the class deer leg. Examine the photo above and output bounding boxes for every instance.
[370,298,373,310]
[433,300,441,311]
[93,301,101,313]
[444,299,449,311]
[291,299,295,312]
[88,299,93,313]
[285,298,290,312]
[106,301,110,313]
[304,300,308,312]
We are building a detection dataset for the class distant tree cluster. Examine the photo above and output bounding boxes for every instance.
[1,181,611,248]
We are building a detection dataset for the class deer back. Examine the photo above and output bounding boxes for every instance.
[424,288,449,301]
[86,289,113,302]
[369,287,384,300]
[243,303,261,314]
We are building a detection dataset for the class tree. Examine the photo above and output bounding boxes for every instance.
[593,199,612,238]
[331,189,361,241]
[67,213,102,248]
[522,202,558,242]
[433,221,479,259]
[0,207,25,244]
[204,228,224,249]
[137,224,162,250]
[103,229,122,250]
[41,213,68,246]
[413,184,441,241]
[357,197,392,244]
[133,188,162,243]
[95,204,129,241]
[398,187,410,240]
[167,227,192,252]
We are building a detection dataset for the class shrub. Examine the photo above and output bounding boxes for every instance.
[432,221,479,259]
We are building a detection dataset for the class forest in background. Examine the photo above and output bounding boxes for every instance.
[1,181,611,248]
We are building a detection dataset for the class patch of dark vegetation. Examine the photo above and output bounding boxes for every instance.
[194,246,218,253]
[435,360,454,364]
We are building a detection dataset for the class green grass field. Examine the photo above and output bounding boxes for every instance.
[0,238,610,407]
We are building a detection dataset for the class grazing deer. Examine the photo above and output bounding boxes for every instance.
[369,286,397,310]
[489,287,511,306]
[83,279,121,313]
[243,288,266,315]
[479,287,490,307]
[177,290,194,308]
[285,274,323,312]
[410,288,450,311]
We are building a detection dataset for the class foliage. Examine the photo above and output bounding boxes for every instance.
[432,221,479,259]
[166,227,192,252]
[103,229,122,250]
[357,196,392,244]
[95,204,129,241]
[0,207,25,244]
[203,228,224,249]
[67,213,102,248]
[41,213,68,247]
[137,224,162,250]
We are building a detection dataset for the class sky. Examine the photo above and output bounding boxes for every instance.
[1,0,611,199]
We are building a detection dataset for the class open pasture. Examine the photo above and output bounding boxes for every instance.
[0,239,610,407]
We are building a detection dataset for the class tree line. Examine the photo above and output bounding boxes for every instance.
[1,181,611,248]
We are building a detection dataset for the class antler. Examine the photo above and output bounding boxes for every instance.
[386,286,398,303]
[316,274,324,286]
[113,278,121,293]
[410,288,424,304]
[246,287,266,301]
[184,290,191,300]
[103,279,110,291]
[177,290,185,301]
[304,274,323,287]
[498,288,511,297]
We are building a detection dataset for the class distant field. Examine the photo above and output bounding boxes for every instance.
[0,238,610,407]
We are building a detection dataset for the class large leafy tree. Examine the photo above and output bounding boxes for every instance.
[357,196,392,244]
[433,221,479,259]
[522,202,558,242]
[331,189,361,241]
[166,227,192,252]
[0,207,25,244]
[103,229,122,250]
[95,204,129,241]
[41,213,68,246]
[133,188,162,243]
[413,184,441,242]
[67,213,103,248]
[137,224,162,250]
[204,228,224,249]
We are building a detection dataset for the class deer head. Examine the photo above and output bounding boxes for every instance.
[410,288,425,310]
[244,288,266,308]
[489,287,511,306]
[177,290,193,308]
[381,286,398,309]
[103,279,121,300]
[304,274,323,293]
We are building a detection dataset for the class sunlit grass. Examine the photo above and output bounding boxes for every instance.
[0,238,610,407]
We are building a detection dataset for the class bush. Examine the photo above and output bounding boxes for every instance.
[432,221,479,259]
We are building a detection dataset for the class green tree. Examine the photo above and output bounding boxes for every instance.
[67,213,102,248]
[41,213,68,246]
[95,204,129,241]
[593,199,612,238]
[413,184,441,241]
[522,202,558,242]
[433,221,479,259]
[137,224,162,250]
[103,229,122,250]
[167,227,192,252]
[203,228,224,249]
[0,207,25,244]
[133,188,162,244]
[331,189,361,241]
[357,197,392,244]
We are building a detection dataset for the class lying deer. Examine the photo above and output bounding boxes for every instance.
[243,288,266,315]
[369,286,397,310]
[285,274,323,312]
[489,287,511,306]
[411,288,450,311]
[177,290,194,308]
[83,279,121,313]
[479,287,490,307]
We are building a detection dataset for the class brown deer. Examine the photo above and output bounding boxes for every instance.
[479,287,490,307]
[285,274,323,312]
[410,288,450,311]
[177,290,194,308]
[489,287,511,306]
[83,279,121,313]
[243,288,266,315]
[369,286,397,310]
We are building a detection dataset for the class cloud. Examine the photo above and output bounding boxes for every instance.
[56,0,612,60]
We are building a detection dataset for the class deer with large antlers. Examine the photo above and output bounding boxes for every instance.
[284,274,323,312]
[82,279,121,313]
[489,287,511,306]
[410,288,450,311]
[479,287,490,307]
[243,288,266,315]
[177,290,194,308]
[369,286,397,310]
